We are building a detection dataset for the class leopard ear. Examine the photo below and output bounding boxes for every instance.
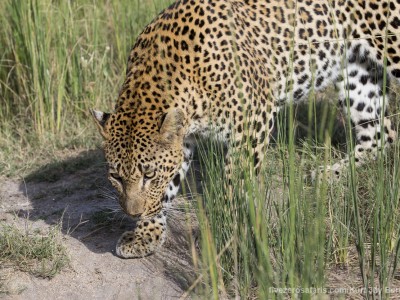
[158,108,184,143]
[90,109,111,139]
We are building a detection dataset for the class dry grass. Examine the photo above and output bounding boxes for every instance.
[0,220,69,294]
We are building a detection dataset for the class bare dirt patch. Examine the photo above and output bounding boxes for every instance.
[0,149,198,299]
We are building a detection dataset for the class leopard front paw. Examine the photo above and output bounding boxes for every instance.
[116,214,166,258]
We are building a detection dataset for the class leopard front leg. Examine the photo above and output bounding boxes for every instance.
[223,112,275,194]
[116,213,166,258]
[116,142,193,258]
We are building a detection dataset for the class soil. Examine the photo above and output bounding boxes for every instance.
[0,149,199,300]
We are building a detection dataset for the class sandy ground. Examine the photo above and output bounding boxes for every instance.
[0,150,198,300]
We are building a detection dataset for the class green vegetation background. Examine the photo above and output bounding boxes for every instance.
[2,0,400,298]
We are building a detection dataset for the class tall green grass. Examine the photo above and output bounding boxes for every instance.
[191,48,400,298]
[193,94,400,298]
[0,0,171,176]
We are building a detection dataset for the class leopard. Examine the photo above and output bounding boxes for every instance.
[91,0,400,258]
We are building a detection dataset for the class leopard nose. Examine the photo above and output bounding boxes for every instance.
[120,198,145,217]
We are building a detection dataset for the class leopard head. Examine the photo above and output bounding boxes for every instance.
[91,108,185,219]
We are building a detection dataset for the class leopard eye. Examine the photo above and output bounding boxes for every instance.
[143,170,156,181]
[139,164,156,182]
[109,172,123,185]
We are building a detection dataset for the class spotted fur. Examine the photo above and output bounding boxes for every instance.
[92,0,400,258]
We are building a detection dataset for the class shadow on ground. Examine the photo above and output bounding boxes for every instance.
[15,148,199,291]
